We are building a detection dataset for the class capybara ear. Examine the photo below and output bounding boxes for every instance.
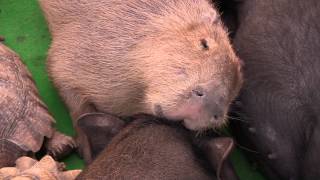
[77,113,125,163]
[202,137,239,180]
[201,9,218,25]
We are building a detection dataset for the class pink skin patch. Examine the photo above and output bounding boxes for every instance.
[164,100,225,130]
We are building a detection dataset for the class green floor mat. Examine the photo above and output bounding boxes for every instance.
[0,0,266,179]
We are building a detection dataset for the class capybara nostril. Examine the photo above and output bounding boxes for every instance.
[210,108,225,123]
[192,87,205,97]
[211,114,222,123]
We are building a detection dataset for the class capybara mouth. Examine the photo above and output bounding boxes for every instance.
[157,94,230,131]
[183,116,227,131]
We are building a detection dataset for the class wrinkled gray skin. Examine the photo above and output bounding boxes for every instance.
[230,0,320,179]
[0,43,76,167]
[76,114,239,180]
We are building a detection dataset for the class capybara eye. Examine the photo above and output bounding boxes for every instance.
[200,39,209,50]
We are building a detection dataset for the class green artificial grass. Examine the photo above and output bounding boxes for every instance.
[0,0,84,170]
[0,0,266,179]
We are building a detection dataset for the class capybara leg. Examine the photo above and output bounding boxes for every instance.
[57,87,95,122]
[55,87,96,160]
[45,130,77,160]
[76,113,125,164]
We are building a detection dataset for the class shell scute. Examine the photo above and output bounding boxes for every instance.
[0,44,54,164]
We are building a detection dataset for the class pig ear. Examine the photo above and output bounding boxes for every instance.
[203,137,239,180]
[77,113,125,161]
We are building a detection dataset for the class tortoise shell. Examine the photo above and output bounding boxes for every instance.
[0,43,54,167]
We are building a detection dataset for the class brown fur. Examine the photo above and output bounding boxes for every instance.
[39,0,242,131]
[76,115,238,180]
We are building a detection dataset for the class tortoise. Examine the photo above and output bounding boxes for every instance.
[0,42,76,167]
[0,155,81,180]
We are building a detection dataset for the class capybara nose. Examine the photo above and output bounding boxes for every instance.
[207,96,226,122]
[210,110,224,122]
[191,85,227,122]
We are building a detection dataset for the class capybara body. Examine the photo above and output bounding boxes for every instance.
[39,0,242,131]
[76,115,238,180]
[232,0,320,179]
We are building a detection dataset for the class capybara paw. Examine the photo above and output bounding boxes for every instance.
[46,131,77,160]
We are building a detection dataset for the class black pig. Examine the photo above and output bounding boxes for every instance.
[231,0,320,179]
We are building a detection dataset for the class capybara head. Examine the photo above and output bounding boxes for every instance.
[132,1,242,130]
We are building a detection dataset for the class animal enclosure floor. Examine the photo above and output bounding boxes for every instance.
[0,0,266,179]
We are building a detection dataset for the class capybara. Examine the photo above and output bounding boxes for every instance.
[39,0,242,162]
[0,43,75,167]
[231,0,320,179]
[76,114,239,180]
